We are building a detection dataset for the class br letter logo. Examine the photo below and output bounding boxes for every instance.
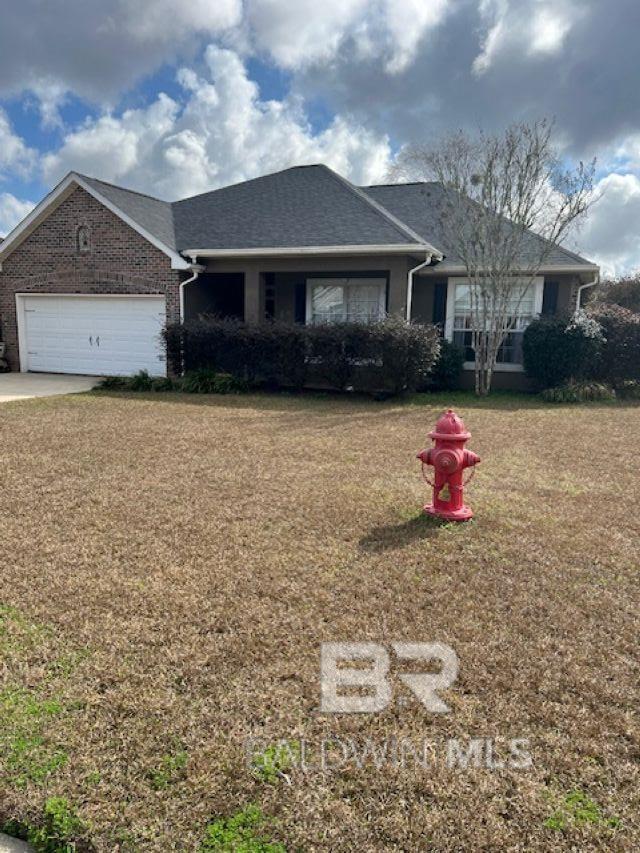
[320,642,458,714]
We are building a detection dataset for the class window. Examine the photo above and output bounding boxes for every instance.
[76,225,91,254]
[447,278,542,369]
[306,277,386,324]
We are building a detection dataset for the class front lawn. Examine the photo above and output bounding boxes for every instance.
[0,390,638,850]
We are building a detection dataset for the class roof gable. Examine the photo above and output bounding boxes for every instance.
[0,173,190,270]
[173,165,438,253]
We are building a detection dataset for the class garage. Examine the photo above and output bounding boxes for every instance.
[17,294,167,376]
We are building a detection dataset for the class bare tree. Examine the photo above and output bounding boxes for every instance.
[392,120,596,395]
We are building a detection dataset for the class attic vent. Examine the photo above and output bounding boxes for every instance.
[76,225,91,254]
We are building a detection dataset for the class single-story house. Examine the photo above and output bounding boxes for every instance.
[0,164,599,388]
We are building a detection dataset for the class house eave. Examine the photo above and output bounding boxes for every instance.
[419,263,600,276]
[183,244,444,261]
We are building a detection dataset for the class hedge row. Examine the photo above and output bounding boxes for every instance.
[523,304,640,390]
[164,316,442,395]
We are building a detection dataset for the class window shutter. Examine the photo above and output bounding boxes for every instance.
[295,281,306,324]
[433,281,447,328]
[542,280,559,315]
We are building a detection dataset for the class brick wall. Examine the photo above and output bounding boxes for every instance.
[0,185,182,371]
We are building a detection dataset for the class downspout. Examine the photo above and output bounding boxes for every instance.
[406,253,434,321]
[179,262,205,322]
[575,271,600,313]
[177,261,205,377]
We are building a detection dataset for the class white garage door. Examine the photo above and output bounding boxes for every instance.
[20,295,167,376]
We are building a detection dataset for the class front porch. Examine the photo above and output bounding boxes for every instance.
[180,258,582,391]
[182,255,424,325]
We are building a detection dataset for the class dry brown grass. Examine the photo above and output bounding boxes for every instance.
[0,389,638,851]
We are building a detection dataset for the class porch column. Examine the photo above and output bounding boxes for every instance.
[244,266,261,323]
[386,257,409,317]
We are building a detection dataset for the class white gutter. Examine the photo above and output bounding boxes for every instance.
[436,264,600,275]
[179,264,205,322]
[183,244,439,259]
[575,271,600,312]
[406,253,435,321]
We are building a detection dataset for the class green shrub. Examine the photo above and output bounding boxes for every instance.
[425,339,464,391]
[151,376,175,392]
[616,380,640,399]
[181,369,248,394]
[96,375,126,390]
[541,381,616,403]
[165,316,440,396]
[588,302,640,387]
[595,275,640,313]
[200,804,284,852]
[127,369,154,391]
[98,373,174,392]
[306,321,373,391]
[370,316,441,395]
[272,322,308,390]
[212,372,249,394]
[523,314,603,389]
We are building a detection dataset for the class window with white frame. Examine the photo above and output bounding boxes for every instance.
[306,277,386,324]
[448,278,543,367]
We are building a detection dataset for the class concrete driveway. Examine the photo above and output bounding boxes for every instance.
[0,373,98,403]
[0,833,33,852]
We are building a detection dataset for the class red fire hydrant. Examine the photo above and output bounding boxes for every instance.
[417,410,481,521]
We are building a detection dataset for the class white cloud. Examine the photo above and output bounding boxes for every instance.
[0,193,35,236]
[576,173,640,277]
[29,80,69,129]
[473,0,575,75]
[42,94,179,184]
[529,7,572,55]
[609,133,640,172]
[245,0,367,69]
[0,0,243,105]
[245,0,450,74]
[121,0,241,43]
[0,109,36,177]
[378,0,451,73]
[0,0,451,108]
[472,0,509,76]
[43,46,392,199]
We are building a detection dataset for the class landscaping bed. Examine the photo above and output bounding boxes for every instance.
[0,390,638,850]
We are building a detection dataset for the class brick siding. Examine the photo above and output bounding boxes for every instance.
[0,185,182,371]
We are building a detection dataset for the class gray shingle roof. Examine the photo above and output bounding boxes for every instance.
[75,167,596,269]
[172,165,431,251]
[362,182,596,268]
[81,175,177,250]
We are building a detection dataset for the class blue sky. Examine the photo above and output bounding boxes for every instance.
[1,0,639,276]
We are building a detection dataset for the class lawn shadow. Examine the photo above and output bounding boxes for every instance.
[359,511,449,553]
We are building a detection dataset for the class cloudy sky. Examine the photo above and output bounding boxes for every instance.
[0,0,639,276]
